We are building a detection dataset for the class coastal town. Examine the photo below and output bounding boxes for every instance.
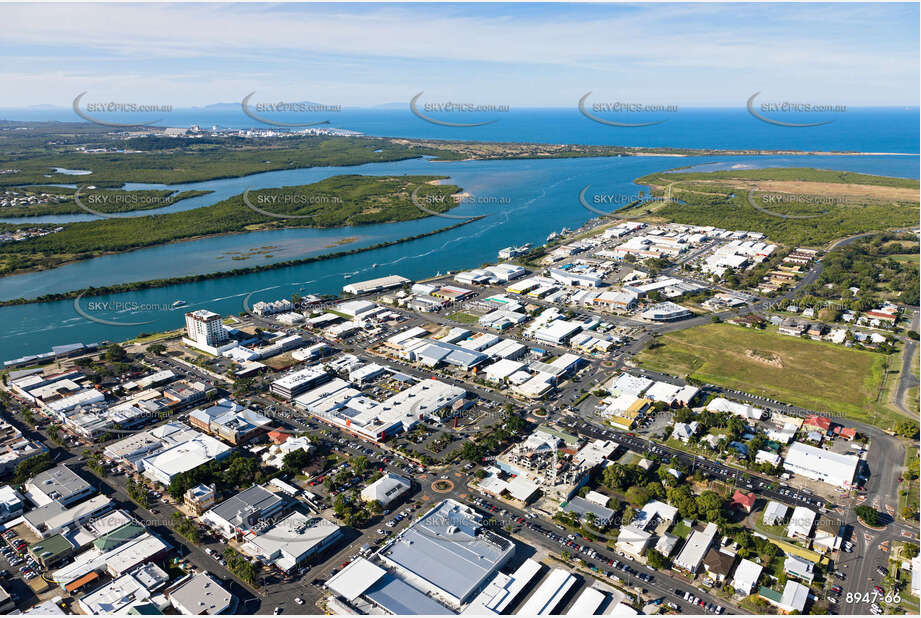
[0,213,917,617]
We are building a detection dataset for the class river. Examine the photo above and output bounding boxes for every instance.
[1,153,918,360]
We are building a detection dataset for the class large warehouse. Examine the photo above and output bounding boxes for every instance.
[782,442,859,488]
[378,499,515,607]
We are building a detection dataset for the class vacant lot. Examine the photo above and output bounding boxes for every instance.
[636,323,900,427]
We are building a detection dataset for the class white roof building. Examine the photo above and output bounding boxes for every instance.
[168,572,234,615]
[732,558,763,594]
[239,512,342,572]
[706,397,766,420]
[783,441,859,488]
[139,433,232,485]
[787,506,817,539]
[616,525,652,558]
[484,359,527,383]
[763,501,789,526]
[361,473,411,506]
[673,522,718,573]
[608,373,653,397]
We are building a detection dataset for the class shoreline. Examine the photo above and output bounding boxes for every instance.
[0,217,483,307]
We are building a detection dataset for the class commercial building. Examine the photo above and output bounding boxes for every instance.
[531,319,583,345]
[189,398,273,445]
[463,558,543,615]
[378,499,515,607]
[103,421,201,469]
[23,494,113,539]
[640,302,692,321]
[202,484,288,539]
[562,496,615,527]
[0,420,48,475]
[168,572,235,615]
[240,511,342,572]
[270,366,332,399]
[515,568,577,615]
[783,441,859,488]
[77,564,169,615]
[23,465,95,507]
[566,587,607,616]
[415,340,489,370]
[51,532,171,590]
[138,432,232,486]
[343,275,411,295]
[616,525,652,559]
[706,397,766,421]
[361,473,412,507]
[28,534,76,569]
[784,555,815,584]
[184,310,231,353]
[325,558,455,615]
[0,485,24,523]
[183,483,217,516]
[298,379,466,442]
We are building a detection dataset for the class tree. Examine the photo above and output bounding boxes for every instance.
[855,505,883,526]
[281,448,313,475]
[14,452,54,483]
[148,343,166,355]
[352,455,369,474]
[104,343,128,362]
[625,485,650,507]
[903,543,920,559]
[474,468,488,480]
[646,548,671,570]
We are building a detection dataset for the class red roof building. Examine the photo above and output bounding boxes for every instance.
[803,414,831,433]
[268,429,292,445]
[866,310,897,322]
[732,490,756,513]
[834,426,857,441]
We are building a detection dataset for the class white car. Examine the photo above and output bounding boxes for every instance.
[295,598,304,605]
[274,608,282,615]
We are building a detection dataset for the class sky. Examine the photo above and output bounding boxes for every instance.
[0,2,918,108]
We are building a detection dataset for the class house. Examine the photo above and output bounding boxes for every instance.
[778,318,807,337]
[731,490,756,513]
[615,525,652,559]
[763,501,789,527]
[703,547,737,582]
[732,558,763,594]
[671,421,699,444]
[786,506,817,540]
[673,522,718,574]
[655,533,680,557]
[759,580,809,613]
[802,414,831,433]
[784,555,816,584]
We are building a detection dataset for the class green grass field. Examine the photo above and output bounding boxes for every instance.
[636,323,902,428]
[447,312,480,324]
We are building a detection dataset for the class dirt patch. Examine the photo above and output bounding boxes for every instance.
[745,349,784,368]
[691,179,918,203]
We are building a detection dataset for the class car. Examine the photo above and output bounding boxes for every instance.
[828,597,838,605]
[273,608,282,615]
[873,585,885,595]
[294,598,304,605]
[877,566,889,576]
